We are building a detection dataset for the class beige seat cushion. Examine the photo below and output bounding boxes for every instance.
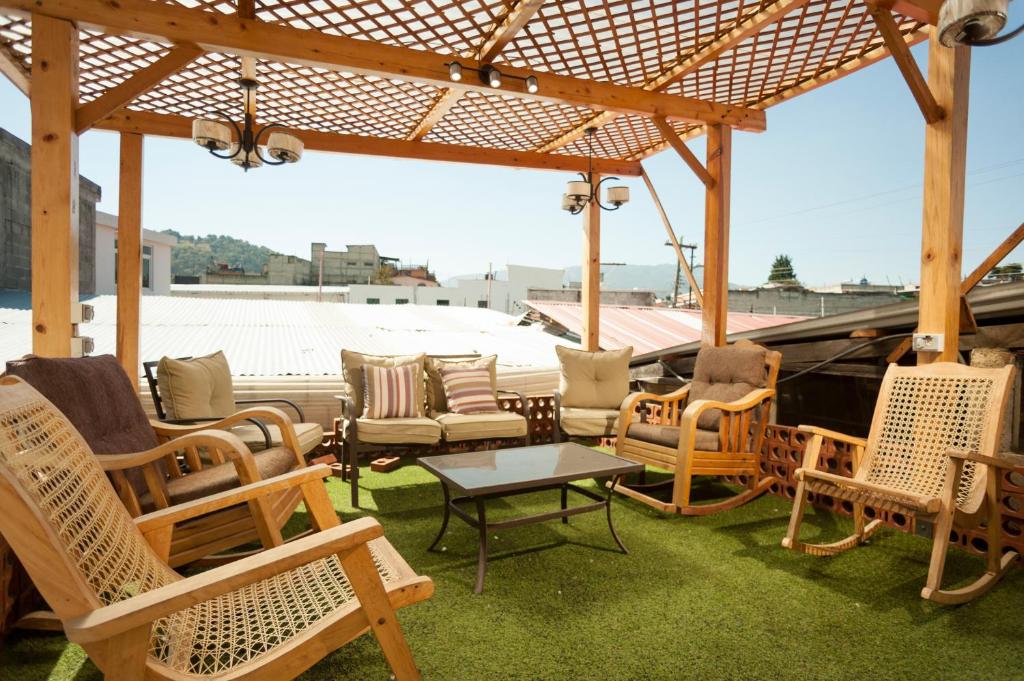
[356,416,441,445]
[688,344,768,430]
[435,411,527,442]
[425,355,497,415]
[625,423,720,451]
[157,351,236,420]
[341,350,426,417]
[556,346,632,409]
[560,406,621,437]
[230,421,324,455]
[140,446,297,512]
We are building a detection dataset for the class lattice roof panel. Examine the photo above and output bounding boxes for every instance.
[424,90,594,151]
[128,53,441,139]
[0,1,932,163]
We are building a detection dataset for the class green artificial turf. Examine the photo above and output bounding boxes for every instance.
[2,465,1023,681]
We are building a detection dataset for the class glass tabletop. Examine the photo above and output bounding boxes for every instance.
[418,442,643,495]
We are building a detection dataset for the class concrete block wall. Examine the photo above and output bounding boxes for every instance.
[0,128,100,295]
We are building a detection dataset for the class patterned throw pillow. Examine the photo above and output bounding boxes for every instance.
[439,366,500,414]
[362,364,420,419]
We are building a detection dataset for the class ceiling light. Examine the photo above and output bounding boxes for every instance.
[526,75,539,94]
[448,61,463,82]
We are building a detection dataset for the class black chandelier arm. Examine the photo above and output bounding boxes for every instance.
[251,122,291,165]
[966,22,1024,45]
[592,175,622,210]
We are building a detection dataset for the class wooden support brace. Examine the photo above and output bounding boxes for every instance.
[0,45,30,96]
[652,117,715,189]
[867,3,944,124]
[640,167,704,308]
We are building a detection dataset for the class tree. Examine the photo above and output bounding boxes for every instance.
[768,254,797,283]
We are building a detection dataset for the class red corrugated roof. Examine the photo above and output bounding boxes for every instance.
[524,301,807,355]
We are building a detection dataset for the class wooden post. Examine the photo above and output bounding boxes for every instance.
[702,125,731,346]
[30,15,79,357]
[581,176,601,352]
[117,133,144,381]
[917,36,970,365]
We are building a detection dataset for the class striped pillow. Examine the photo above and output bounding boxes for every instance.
[362,364,420,419]
[439,366,500,414]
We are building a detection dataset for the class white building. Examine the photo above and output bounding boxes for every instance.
[95,211,177,296]
[347,265,565,314]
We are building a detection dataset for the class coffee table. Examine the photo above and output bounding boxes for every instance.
[418,442,643,593]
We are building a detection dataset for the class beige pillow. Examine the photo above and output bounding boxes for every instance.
[157,351,236,420]
[425,355,497,415]
[341,350,426,417]
[556,345,632,409]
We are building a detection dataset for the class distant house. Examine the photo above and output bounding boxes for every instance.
[94,211,178,296]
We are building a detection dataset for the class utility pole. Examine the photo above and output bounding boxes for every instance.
[664,238,698,308]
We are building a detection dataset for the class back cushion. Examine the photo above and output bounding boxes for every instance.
[425,355,497,415]
[688,344,768,430]
[362,365,421,419]
[157,351,236,420]
[341,350,425,416]
[556,345,632,409]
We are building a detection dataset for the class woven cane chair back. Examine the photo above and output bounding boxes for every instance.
[0,377,177,618]
[860,363,1014,514]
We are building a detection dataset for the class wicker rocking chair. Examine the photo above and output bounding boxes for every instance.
[0,376,432,680]
[782,362,1020,604]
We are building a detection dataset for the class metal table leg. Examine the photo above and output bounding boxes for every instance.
[561,483,569,524]
[474,498,488,594]
[427,482,452,552]
[606,475,629,554]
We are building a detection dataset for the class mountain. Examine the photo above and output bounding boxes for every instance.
[564,263,702,298]
[163,230,279,277]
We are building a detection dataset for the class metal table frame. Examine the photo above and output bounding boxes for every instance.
[426,474,631,594]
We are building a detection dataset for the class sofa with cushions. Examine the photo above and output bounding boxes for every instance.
[338,350,529,506]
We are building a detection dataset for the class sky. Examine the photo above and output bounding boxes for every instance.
[0,28,1022,287]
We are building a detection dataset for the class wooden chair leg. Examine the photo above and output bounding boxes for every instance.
[341,544,422,681]
[921,504,955,600]
[95,625,150,681]
[781,479,810,551]
[670,451,693,510]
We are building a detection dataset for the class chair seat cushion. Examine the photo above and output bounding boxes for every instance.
[560,407,620,437]
[140,447,298,512]
[625,423,720,451]
[435,411,527,442]
[230,421,324,455]
[356,416,441,445]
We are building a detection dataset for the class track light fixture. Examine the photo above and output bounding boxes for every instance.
[445,61,540,94]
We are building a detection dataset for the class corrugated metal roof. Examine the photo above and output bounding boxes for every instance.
[0,293,577,376]
[523,301,806,355]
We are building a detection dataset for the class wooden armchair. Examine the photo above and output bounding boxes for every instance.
[613,341,781,515]
[4,354,311,567]
[783,362,1018,604]
[0,376,432,680]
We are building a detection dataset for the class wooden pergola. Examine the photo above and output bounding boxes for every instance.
[0,0,978,376]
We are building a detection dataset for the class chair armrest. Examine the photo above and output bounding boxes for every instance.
[64,516,383,645]
[681,389,774,420]
[797,425,867,449]
[336,395,359,442]
[133,465,332,534]
[154,407,304,465]
[947,450,1024,470]
[100,430,261,483]
[151,416,273,450]
[236,397,305,422]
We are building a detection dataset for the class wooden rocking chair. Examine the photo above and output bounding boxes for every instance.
[0,376,433,680]
[782,362,1019,604]
[613,341,781,515]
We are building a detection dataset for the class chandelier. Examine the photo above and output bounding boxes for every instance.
[191,57,303,171]
[561,127,630,214]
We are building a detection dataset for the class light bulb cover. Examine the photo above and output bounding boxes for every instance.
[192,119,232,151]
[266,131,303,163]
[448,61,463,82]
[606,186,630,206]
[526,75,539,93]
[229,144,264,169]
[566,180,590,200]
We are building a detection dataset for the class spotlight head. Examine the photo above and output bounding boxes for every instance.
[480,65,502,88]
[448,61,463,82]
[526,75,539,94]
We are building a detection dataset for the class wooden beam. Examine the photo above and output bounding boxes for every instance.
[535,0,804,154]
[867,4,943,124]
[476,0,544,63]
[876,0,942,25]
[702,125,731,347]
[94,109,645,176]
[961,222,1024,294]
[917,35,970,365]
[75,43,204,134]
[581,179,601,352]
[5,0,766,132]
[652,117,714,188]
[30,14,79,357]
[406,88,463,141]
[641,167,704,308]
[0,45,30,96]
[116,133,143,380]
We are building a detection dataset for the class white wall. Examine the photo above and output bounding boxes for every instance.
[95,211,176,296]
